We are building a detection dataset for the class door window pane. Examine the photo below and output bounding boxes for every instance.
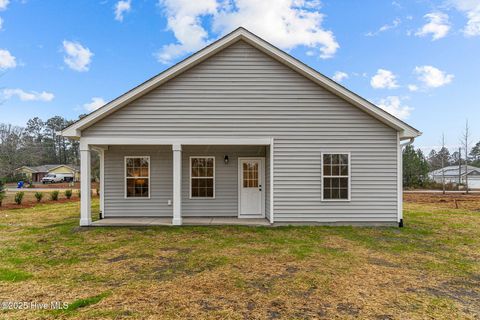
[243,162,259,188]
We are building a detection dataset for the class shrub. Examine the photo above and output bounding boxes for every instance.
[34,192,43,202]
[14,191,24,205]
[65,189,73,199]
[50,190,60,201]
[78,190,81,199]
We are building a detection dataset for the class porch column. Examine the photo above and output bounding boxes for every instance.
[80,144,92,226]
[99,148,105,218]
[172,144,182,225]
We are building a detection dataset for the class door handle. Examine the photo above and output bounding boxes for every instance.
[259,184,262,191]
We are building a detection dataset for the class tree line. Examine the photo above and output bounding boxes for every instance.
[0,116,84,180]
[403,138,480,189]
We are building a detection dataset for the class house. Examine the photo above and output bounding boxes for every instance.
[429,165,480,189]
[60,28,421,227]
[15,164,80,182]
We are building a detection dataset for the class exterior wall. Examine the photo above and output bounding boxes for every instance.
[104,145,173,217]
[16,168,34,180]
[181,145,266,217]
[49,166,73,174]
[87,40,399,223]
[103,145,267,217]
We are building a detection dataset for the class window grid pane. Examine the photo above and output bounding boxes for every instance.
[323,153,349,200]
[191,157,215,198]
[126,157,149,198]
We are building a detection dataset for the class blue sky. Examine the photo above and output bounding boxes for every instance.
[1,0,479,151]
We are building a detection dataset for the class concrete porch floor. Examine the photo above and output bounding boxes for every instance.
[90,217,271,227]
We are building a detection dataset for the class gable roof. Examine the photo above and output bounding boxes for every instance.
[430,165,480,177]
[16,164,79,173]
[60,27,421,139]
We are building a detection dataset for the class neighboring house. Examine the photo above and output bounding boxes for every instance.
[15,164,80,182]
[429,165,480,189]
[60,28,421,227]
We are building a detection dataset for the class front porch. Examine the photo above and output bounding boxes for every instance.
[91,216,271,227]
[79,138,274,226]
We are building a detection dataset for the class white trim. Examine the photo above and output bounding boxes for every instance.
[269,138,274,224]
[78,137,272,146]
[397,132,403,223]
[60,28,420,139]
[189,156,216,199]
[124,156,151,199]
[238,157,266,218]
[321,152,351,202]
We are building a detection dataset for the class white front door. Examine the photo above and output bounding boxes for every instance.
[238,158,265,217]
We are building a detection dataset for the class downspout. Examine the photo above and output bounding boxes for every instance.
[398,137,415,227]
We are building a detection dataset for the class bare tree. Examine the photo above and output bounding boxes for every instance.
[461,120,471,194]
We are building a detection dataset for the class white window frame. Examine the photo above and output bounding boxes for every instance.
[124,156,151,199]
[189,156,215,199]
[321,152,351,202]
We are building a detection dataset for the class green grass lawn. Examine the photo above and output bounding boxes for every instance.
[0,200,479,319]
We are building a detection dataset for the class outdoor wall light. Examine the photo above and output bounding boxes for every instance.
[224,155,229,164]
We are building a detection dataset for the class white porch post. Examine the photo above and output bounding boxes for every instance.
[172,144,182,225]
[80,143,92,226]
[99,148,105,219]
[397,132,403,226]
[270,137,274,224]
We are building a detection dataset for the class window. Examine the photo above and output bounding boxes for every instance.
[125,156,150,198]
[322,153,350,201]
[190,157,215,198]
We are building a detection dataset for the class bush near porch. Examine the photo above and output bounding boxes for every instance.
[0,196,479,319]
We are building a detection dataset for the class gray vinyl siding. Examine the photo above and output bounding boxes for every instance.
[89,40,399,223]
[104,145,173,217]
[182,145,266,217]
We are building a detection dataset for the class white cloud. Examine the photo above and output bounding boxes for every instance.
[365,18,401,36]
[414,65,454,88]
[449,0,480,37]
[332,71,348,83]
[377,96,413,120]
[370,69,399,89]
[156,0,339,64]
[83,97,106,112]
[0,0,9,11]
[415,12,450,40]
[114,0,131,22]
[0,49,16,69]
[2,88,54,102]
[408,84,419,92]
[155,0,217,64]
[62,40,93,72]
